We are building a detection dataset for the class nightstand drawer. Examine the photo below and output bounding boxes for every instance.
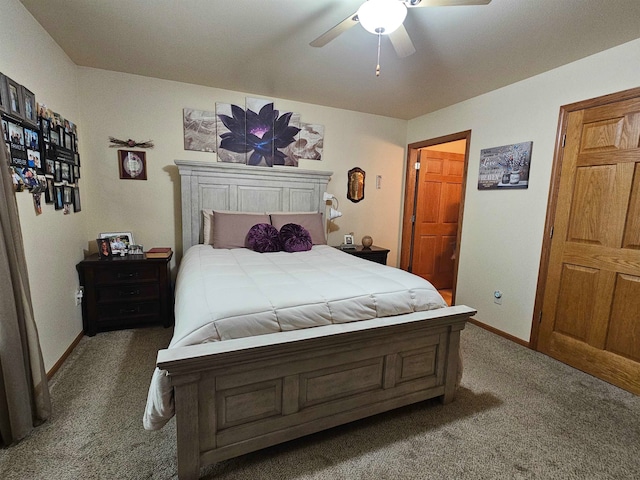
[94,265,158,284]
[97,301,159,320]
[97,284,160,303]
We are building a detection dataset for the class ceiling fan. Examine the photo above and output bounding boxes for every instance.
[310,0,492,74]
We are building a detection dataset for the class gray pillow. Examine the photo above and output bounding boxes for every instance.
[211,210,270,248]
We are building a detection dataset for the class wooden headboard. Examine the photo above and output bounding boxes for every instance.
[175,160,333,251]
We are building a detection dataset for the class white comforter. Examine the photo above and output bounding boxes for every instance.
[143,244,446,430]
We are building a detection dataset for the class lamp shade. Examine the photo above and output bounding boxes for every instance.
[329,207,343,220]
[357,0,407,35]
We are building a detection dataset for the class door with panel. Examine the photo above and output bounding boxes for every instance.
[410,150,464,290]
[538,95,640,394]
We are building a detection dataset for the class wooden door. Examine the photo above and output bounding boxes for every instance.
[537,95,640,394]
[409,150,464,289]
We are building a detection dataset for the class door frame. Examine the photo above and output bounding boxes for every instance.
[400,130,472,304]
[530,86,640,349]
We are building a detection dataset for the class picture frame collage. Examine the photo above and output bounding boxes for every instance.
[1,71,82,214]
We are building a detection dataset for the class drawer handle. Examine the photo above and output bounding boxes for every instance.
[117,271,140,279]
[119,306,140,315]
[119,289,140,297]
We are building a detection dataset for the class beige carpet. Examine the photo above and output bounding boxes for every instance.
[1,323,639,479]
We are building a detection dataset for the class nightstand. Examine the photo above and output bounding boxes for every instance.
[76,253,173,336]
[336,245,390,265]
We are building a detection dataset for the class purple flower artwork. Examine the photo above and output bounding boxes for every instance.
[216,99,300,167]
[216,102,246,164]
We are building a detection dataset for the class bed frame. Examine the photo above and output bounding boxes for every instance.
[160,160,476,479]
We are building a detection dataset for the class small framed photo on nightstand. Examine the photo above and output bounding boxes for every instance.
[96,238,112,259]
[340,234,356,250]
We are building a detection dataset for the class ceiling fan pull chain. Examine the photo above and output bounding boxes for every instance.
[376,31,382,77]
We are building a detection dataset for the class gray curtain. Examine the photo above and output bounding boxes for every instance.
[0,130,51,446]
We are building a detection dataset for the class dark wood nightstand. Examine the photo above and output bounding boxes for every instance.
[336,245,390,265]
[76,253,173,336]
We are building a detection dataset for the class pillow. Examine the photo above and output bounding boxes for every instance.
[202,209,214,244]
[279,223,312,252]
[269,212,326,245]
[246,223,281,253]
[210,210,270,249]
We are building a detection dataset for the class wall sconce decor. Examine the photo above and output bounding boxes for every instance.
[347,167,365,203]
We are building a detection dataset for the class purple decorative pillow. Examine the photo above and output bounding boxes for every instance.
[279,223,312,253]
[246,223,281,253]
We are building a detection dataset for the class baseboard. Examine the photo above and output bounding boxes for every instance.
[47,330,84,380]
[468,318,530,348]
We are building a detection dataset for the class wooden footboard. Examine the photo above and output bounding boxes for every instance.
[158,305,476,480]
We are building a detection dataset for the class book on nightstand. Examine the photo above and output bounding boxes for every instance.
[146,247,172,258]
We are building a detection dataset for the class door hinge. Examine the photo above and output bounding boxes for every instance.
[414,162,421,170]
[539,311,543,323]
[411,215,416,223]
[561,134,566,147]
[550,226,554,238]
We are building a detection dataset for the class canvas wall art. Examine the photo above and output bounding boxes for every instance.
[184,96,324,167]
[183,108,217,153]
[478,141,533,190]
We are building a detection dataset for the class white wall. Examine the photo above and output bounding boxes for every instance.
[407,38,640,342]
[0,0,84,371]
[76,68,408,267]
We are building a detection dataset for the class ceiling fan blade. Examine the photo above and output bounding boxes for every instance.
[310,12,359,47]
[406,0,491,7]
[389,25,416,58]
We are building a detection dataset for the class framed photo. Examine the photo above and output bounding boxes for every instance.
[50,129,60,146]
[54,160,62,182]
[0,73,9,114]
[99,232,134,254]
[22,87,37,126]
[118,150,147,180]
[44,177,55,203]
[344,234,354,245]
[64,132,72,151]
[73,186,81,212]
[60,161,70,182]
[41,118,50,141]
[7,121,23,147]
[96,238,112,259]
[63,185,73,204]
[54,185,64,210]
[6,77,23,120]
[45,158,55,175]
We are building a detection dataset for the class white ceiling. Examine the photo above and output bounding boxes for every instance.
[19,0,640,120]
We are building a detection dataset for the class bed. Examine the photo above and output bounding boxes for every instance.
[150,160,476,479]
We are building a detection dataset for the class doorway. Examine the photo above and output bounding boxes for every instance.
[531,87,640,395]
[400,131,471,306]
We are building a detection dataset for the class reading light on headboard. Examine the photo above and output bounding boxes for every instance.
[323,192,342,220]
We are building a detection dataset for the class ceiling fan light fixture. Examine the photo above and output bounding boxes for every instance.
[357,0,407,35]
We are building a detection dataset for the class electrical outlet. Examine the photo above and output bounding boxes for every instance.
[75,287,84,306]
[493,290,503,305]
